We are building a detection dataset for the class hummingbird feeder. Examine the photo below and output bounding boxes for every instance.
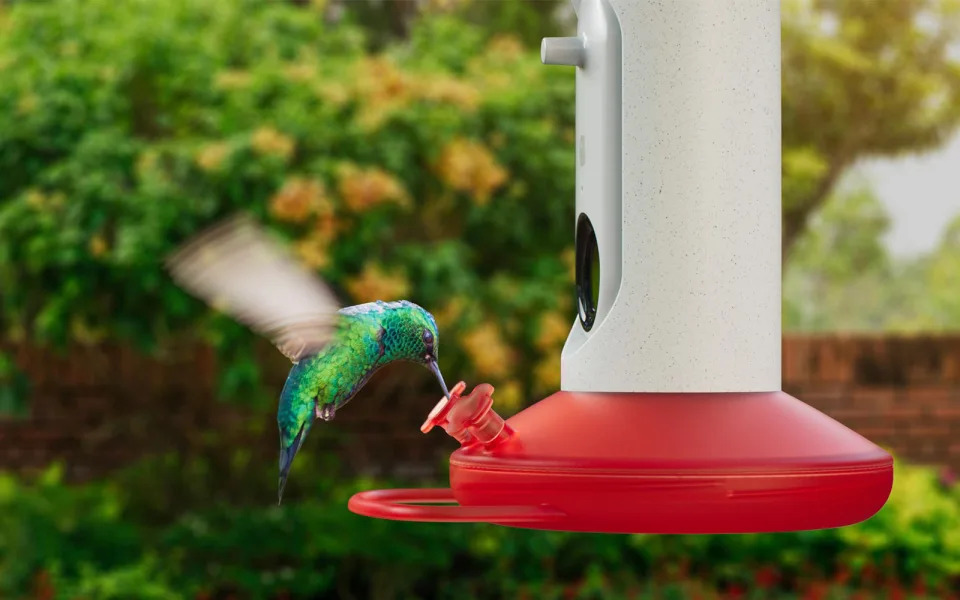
[348,0,893,533]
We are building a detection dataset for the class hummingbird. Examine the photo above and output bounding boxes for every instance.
[165,215,450,504]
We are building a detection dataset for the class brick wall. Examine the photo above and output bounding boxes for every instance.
[1,336,959,481]
[0,343,231,480]
[0,341,455,481]
[783,335,960,471]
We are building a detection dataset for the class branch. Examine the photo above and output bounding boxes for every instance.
[782,157,849,263]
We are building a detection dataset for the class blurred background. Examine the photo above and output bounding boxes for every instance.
[0,0,959,598]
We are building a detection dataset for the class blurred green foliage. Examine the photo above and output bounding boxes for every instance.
[784,182,960,331]
[782,0,960,256]
[920,215,960,329]
[0,458,956,599]
[0,350,30,416]
[0,0,575,410]
[1,0,959,408]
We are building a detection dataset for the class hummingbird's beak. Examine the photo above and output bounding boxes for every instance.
[427,358,450,399]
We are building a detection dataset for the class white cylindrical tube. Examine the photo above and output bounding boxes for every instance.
[560,0,782,392]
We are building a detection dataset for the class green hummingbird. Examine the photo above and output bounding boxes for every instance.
[165,215,450,504]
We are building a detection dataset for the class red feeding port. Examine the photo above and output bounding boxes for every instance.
[349,383,893,534]
[420,381,512,448]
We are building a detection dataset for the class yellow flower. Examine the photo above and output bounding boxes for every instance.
[269,177,328,224]
[251,127,295,161]
[461,322,513,379]
[99,66,117,83]
[336,164,409,213]
[47,192,65,209]
[533,356,561,391]
[418,76,480,110]
[283,62,316,83]
[561,247,576,280]
[315,81,350,106]
[535,311,571,353]
[494,379,524,413]
[295,233,330,270]
[434,296,466,329]
[23,189,63,211]
[89,234,108,258]
[25,189,45,208]
[60,41,79,57]
[435,138,508,205]
[422,0,464,12]
[360,57,410,100]
[195,142,231,173]
[487,34,524,59]
[70,315,106,344]
[345,264,411,303]
[215,69,252,90]
[7,322,25,343]
[313,210,339,241]
[136,150,157,172]
[353,57,412,129]
[470,67,511,92]
[357,105,391,131]
[16,93,38,115]
[506,180,528,199]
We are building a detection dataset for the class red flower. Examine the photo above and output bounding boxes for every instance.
[32,570,54,600]
[754,566,779,589]
[725,583,746,599]
[939,466,957,489]
[913,575,927,596]
[802,582,828,600]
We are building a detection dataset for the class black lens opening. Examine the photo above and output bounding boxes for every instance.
[575,213,599,331]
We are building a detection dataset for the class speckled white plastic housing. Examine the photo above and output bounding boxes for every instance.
[560,0,782,393]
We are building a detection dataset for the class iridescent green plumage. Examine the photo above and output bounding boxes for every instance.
[164,216,449,505]
[276,300,443,502]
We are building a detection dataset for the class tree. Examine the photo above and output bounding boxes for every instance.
[782,0,960,260]
[338,0,960,260]
[783,180,960,333]
[910,213,960,330]
[783,182,901,331]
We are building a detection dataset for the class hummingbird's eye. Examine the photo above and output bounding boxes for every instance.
[422,330,433,344]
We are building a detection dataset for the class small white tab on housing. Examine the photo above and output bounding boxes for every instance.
[541,37,585,67]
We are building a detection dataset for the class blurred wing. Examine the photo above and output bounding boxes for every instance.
[165,214,340,362]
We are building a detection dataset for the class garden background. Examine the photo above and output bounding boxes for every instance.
[2,0,960,598]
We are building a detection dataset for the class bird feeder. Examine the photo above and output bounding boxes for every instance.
[349,0,893,533]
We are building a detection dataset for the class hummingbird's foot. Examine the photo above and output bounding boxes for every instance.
[317,403,336,421]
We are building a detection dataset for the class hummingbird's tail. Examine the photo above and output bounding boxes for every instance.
[278,424,308,505]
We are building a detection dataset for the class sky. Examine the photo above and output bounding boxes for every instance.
[849,8,960,259]
[855,131,960,258]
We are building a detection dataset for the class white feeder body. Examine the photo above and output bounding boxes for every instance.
[548,0,782,393]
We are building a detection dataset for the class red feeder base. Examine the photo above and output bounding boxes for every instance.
[349,390,893,534]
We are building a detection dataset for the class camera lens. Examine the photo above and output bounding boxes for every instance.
[575,213,599,331]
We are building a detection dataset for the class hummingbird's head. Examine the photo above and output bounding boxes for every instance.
[381,301,448,398]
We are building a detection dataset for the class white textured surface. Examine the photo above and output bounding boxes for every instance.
[558,0,623,362]
[560,0,782,392]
